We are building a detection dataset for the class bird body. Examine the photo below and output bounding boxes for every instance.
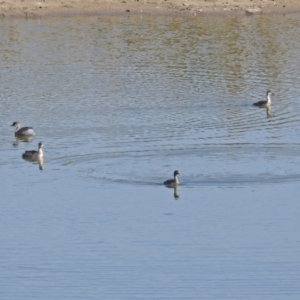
[253,90,272,108]
[22,142,43,160]
[164,170,180,188]
[11,121,36,137]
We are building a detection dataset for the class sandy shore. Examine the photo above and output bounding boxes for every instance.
[0,0,300,18]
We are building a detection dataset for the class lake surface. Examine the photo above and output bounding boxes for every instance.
[1,13,300,299]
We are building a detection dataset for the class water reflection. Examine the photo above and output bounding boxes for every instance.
[22,156,44,170]
[266,106,272,118]
[164,185,180,199]
[253,105,272,118]
[173,187,179,199]
[12,136,34,147]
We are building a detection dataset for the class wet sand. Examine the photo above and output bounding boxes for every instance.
[1,0,300,18]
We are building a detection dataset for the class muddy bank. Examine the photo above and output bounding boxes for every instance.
[0,0,300,18]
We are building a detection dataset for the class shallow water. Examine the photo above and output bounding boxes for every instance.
[1,14,300,299]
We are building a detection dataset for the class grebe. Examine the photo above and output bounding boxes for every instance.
[253,90,273,108]
[163,170,180,187]
[22,142,43,160]
[11,121,36,137]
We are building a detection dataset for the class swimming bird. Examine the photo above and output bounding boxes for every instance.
[253,90,273,108]
[163,170,180,187]
[22,142,43,160]
[11,121,36,137]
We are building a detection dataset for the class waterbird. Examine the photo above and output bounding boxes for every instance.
[253,90,273,108]
[163,170,180,187]
[22,142,43,160]
[11,121,36,137]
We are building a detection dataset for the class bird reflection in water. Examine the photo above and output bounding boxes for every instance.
[22,156,44,170]
[173,187,179,199]
[266,106,272,118]
[13,136,34,147]
[164,185,180,199]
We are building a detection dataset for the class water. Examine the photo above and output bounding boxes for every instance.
[1,14,300,299]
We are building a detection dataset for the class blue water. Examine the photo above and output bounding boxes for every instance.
[1,14,300,299]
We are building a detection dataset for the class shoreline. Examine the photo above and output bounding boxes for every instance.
[1,0,300,19]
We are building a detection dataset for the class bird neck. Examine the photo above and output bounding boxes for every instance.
[15,124,20,131]
[266,94,271,105]
[38,148,44,157]
[174,175,180,184]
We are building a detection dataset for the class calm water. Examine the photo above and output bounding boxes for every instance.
[1,14,300,299]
